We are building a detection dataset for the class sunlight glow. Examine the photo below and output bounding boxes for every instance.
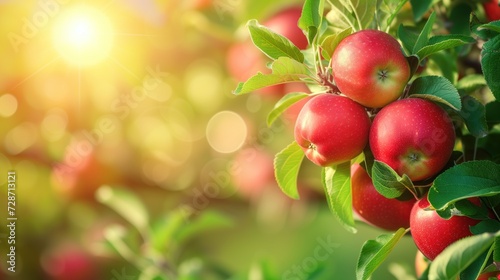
[52,5,114,67]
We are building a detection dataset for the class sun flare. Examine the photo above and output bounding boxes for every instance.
[52,5,114,67]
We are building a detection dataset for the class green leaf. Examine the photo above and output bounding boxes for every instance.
[267,92,310,127]
[356,228,407,280]
[481,35,500,101]
[326,0,376,31]
[274,141,305,199]
[416,34,476,60]
[459,248,493,280]
[478,21,500,34]
[322,162,356,233]
[427,51,459,85]
[233,57,311,95]
[494,235,500,262]
[299,0,323,44]
[428,232,496,280]
[176,210,233,244]
[470,219,500,235]
[371,160,416,199]
[96,186,149,236]
[348,0,377,30]
[459,95,488,138]
[151,209,190,252]
[320,27,353,60]
[486,101,500,128]
[456,74,487,93]
[247,19,304,62]
[428,161,500,211]
[408,75,462,111]
[377,0,408,32]
[471,14,499,40]
[397,24,419,55]
[409,0,433,22]
[413,11,436,54]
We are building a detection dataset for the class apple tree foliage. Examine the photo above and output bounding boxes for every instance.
[233,0,500,279]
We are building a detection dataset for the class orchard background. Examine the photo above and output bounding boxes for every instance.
[0,0,499,279]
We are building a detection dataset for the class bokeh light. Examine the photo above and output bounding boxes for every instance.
[206,111,247,153]
[51,4,114,67]
[0,94,18,118]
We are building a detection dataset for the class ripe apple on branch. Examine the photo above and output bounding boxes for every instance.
[231,0,500,279]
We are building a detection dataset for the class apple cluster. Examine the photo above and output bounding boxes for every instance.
[293,29,470,261]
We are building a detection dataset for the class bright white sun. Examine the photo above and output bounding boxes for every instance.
[52,5,114,67]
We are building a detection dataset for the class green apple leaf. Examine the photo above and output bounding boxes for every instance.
[267,92,310,127]
[486,101,500,129]
[494,236,500,262]
[233,57,311,95]
[412,11,436,54]
[409,0,433,22]
[322,162,356,233]
[481,35,500,101]
[346,0,377,31]
[470,219,500,235]
[449,2,473,36]
[247,19,304,62]
[397,24,419,56]
[320,27,353,60]
[175,210,233,244]
[96,185,149,237]
[356,228,407,280]
[326,0,376,31]
[427,51,459,85]
[470,14,499,40]
[456,74,487,93]
[428,232,496,280]
[299,0,323,44]
[428,161,500,211]
[408,75,462,111]
[151,208,191,252]
[274,141,305,199]
[371,160,416,199]
[376,0,408,32]
[458,95,488,138]
[416,34,476,61]
[458,248,493,280]
[478,21,500,34]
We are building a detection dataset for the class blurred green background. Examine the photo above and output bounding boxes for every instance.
[0,0,420,279]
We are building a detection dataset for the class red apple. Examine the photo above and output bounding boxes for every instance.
[42,245,98,280]
[409,196,480,261]
[369,98,456,181]
[483,0,500,21]
[51,141,121,200]
[331,29,410,108]
[351,163,416,231]
[294,94,371,167]
[478,271,500,280]
[231,147,275,199]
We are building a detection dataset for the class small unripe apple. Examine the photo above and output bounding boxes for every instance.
[369,98,456,181]
[294,94,371,167]
[409,196,480,260]
[351,163,416,231]
[331,29,410,108]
